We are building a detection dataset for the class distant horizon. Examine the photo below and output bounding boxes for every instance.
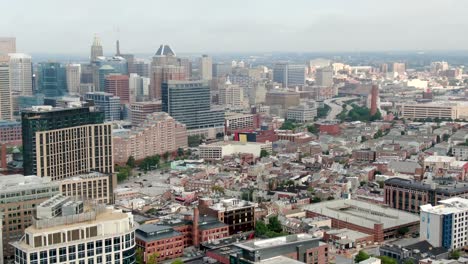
[4,0,468,54]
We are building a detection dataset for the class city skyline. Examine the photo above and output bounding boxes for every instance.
[3,0,468,54]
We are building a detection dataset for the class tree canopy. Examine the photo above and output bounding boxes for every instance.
[354,250,370,263]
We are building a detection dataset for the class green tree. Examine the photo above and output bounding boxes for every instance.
[136,248,144,264]
[147,253,159,264]
[354,250,370,263]
[403,259,415,264]
[311,197,321,203]
[188,135,203,147]
[116,166,132,182]
[211,185,225,195]
[177,148,184,157]
[280,120,296,130]
[267,216,283,233]
[450,250,461,260]
[397,226,409,236]
[260,149,270,158]
[377,256,398,264]
[307,125,318,134]
[374,130,383,139]
[126,156,136,168]
[255,220,268,236]
[171,260,184,264]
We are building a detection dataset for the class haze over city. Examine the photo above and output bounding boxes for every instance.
[2,1,468,264]
[3,0,468,54]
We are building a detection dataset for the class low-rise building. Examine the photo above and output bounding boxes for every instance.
[0,120,21,145]
[230,234,328,264]
[305,199,420,242]
[199,141,272,160]
[452,145,468,161]
[135,224,184,262]
[384,178,468,213]
[286,104,317,123]
[199,198,256,235]
[225,112,257,134]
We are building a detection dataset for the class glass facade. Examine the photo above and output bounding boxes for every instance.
[21,107,105,176]
[162,81,224,130]
[37,62,68,98]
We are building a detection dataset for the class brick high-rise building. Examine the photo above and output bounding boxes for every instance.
[113,112,187,164]
[105,74,130,104]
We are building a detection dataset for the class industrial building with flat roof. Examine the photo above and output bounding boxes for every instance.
[304,199,420,242]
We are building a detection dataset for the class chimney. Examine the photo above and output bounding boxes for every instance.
[370,84,379,116]
[193,207,200,247]
[1,144,7,169]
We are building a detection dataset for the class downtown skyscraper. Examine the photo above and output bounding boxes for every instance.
[149,44,187,100]
[162,80,224,138]
[22,104,113,180]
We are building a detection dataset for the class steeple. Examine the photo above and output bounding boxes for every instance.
[92,34,102,46]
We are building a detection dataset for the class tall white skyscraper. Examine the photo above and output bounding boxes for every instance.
[8,53,32,95]
[219,78,243,108]
[66,64,81,95]
[0,58,12,120]
[200,54,212,80]
[129,73,150,102]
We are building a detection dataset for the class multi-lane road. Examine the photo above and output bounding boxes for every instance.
[323,96,357,120]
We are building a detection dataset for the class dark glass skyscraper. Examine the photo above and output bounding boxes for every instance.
[37,62,68,97]
[162,80,224,130]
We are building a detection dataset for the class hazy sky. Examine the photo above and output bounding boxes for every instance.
[2,0,468,54]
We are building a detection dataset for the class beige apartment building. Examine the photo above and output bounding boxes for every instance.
[113,112,187,164]
[0,175,60,259]
[401,102,468,120]
[59,172,115,204]
[35,123,114,181]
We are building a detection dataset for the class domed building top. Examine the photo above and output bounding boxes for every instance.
[155,44,176,56]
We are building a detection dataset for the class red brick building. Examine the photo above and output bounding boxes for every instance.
[304,199,419,242]
[318,122,340,135]
[105,74,130,103]
[136,209,229,262]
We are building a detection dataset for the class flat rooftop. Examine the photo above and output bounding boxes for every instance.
[259,256,303,264]
[421,197,468,214]
[303,199,419,229]
[236,234,317,251]
[24,206,130,234]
